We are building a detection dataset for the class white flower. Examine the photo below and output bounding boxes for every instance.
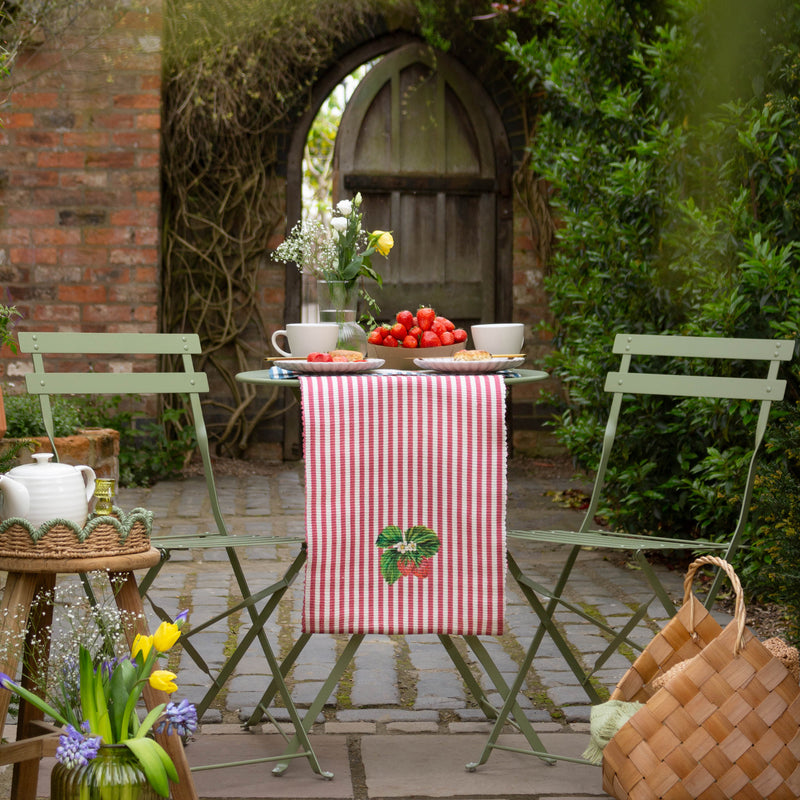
[335,199,352,216]
[331,216,348,233]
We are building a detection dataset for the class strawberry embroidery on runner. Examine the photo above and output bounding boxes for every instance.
[376,524,441,585]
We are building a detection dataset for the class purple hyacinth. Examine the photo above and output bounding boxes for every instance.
[155,698,198,737]
[55,724,101,768]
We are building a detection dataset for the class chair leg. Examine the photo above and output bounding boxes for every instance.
[271,634,365,776]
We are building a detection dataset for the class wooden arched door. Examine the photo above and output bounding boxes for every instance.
[333,43,512,327]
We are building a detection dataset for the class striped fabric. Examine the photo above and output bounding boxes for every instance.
[300,373,507,635]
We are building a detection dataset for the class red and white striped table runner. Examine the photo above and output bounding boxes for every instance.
[300,373,507,635]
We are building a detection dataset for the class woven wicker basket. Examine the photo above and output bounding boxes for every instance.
[603,555,800,800]
[0,507,153,559]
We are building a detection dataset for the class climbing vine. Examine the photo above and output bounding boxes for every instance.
[160,0,539,454]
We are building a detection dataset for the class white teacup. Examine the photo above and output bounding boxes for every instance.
[471,323,525,355]
[271,323,339,358]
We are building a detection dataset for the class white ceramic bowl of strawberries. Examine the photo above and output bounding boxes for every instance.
[366,306,467,370]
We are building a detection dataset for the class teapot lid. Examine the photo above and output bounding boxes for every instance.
[7,453,82,478]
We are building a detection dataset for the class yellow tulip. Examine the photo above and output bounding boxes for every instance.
[153,620,181,653]
[149,670,178,694]
[131,634,153,660]
[373,231,394,256]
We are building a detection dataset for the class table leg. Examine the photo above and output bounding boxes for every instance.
[111,570,198,800]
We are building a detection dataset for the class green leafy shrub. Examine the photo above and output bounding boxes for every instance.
[499,0,800,625]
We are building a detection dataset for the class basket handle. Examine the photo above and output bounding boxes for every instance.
[683,555,746,653]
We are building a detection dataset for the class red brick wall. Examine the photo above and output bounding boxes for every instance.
[0,3,163,375]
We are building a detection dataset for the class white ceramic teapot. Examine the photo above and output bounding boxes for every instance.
[0,453,97,528]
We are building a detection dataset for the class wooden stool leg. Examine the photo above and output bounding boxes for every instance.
[111,570,198,800]
[11,572,55,800]
[0,572,39,738]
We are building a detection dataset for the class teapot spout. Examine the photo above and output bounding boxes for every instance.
[0,474,30,521]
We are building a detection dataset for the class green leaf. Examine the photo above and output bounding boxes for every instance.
[109,660,137,740]
[124,738,173,798]
[379,550,402,585]
[375,525,404,547]
[405,526,441,558]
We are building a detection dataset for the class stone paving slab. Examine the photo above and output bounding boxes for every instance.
[0,457,724,799]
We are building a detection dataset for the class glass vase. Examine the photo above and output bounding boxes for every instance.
[51,744,160,800]
[317,279,368,355]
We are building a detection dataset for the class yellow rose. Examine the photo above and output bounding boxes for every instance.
[149,670,178,694]
[153,620,181,653]
[373,231,394,257]
[131,634,153,660]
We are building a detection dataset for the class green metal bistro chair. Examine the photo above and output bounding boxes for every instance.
[18,331,332,778]
[468,333,794,770]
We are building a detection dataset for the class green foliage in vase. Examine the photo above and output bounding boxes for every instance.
[497,0,800,616]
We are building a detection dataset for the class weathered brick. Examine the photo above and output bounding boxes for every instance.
[62,131,111,148]
[110,209,158,227]
[9,247,58,265]
[84,228,135,246]
[59,248,109,266]
[136,114,161,131]
[83,304,135,322]
[16,131,61,148]
[113,94,160,110]
[33,303,81,322]
[59,284,108,303]
[85,151,136,169]
[12,92,59,109]
[32,228,83,246]
[109,247,157,266]
[7,209,58,226]
[10,171,59,188]
[59,210,108,227]
[37,152,86,169]
[4,113,35,129]
[112,131,160,149]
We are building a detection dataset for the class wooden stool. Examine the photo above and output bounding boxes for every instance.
[0,550,198,800]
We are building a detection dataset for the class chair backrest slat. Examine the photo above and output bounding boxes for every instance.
[24,372,210,396]
[19,331,202,356]
[612,333,794,361]
[605,372,786,401]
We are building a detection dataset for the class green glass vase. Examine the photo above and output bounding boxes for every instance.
[317,279,368,354]
[51,744,159,800]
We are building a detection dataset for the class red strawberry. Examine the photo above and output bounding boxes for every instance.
[307,352,333,362]
[398,559,415,577]
[412,558,432,579]
[420,330,442,348]
[382,334,399,347]
[408,325,422,340]
[396,309,414,330]
[435,316,455,332]
[367,329,384,345]
[440,331,455,346]
[417,307,435,331]
[452,328,468,343]
[402,335,418,348]
[431,320,447,337]
[390,322,407,340]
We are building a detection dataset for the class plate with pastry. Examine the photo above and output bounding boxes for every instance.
[413,351,525,374]
[280,350,385,374]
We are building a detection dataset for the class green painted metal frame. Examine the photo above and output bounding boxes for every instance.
[18,332,332,778]
[468,333,795,771]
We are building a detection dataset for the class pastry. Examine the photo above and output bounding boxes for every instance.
[453,349,493,361]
